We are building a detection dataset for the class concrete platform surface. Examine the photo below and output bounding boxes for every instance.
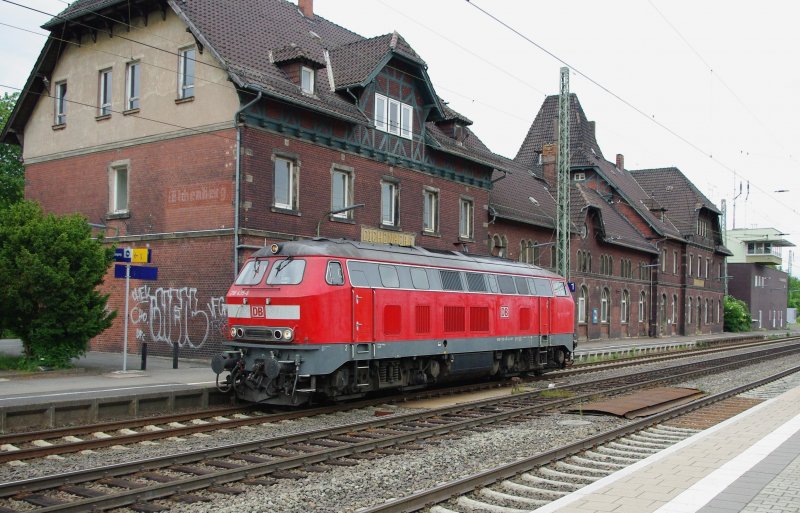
[532,382,800,513]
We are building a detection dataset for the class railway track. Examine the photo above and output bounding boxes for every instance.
[359,371,798,513]
[0,337,796,465]
[1,340,798,512]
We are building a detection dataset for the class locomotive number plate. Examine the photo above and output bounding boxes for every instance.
[251,305,266,318]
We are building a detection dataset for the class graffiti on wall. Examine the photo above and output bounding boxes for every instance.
[130,285,227,349]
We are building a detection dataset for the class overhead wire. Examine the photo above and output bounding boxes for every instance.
[464,0,800,223]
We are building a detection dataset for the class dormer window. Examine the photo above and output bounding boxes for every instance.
[374,93,413,140]
[573,172,586,181]
[300,66,314,94]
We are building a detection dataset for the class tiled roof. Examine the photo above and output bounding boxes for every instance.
[30,0,503,170]
[489,161,557,229]
[515,94,603,170]
[439,99,473,125]
[328,32,426,90]
[573,184,659,254]
[630,167,721,238]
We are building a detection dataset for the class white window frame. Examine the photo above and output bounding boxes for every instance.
[621,290,629,324]
[578,286,587,324]
[331,167,353,218]
[300,66,314,94]
[98,68,112,116]
[459,197,474,240]
[178,47,196,99]
[639,291,646,323]
[573,172,586,181]
[273,156,298,211]
[108,160,129,214]
[672,295,677,324]
[423,187,439,234]
[673,250,678,274]
[374,93,413,140]
[380,180,398,227]
[54,80,67,125]
[126,61,140,110]
[600,288,609,323]
[687,297,693,324]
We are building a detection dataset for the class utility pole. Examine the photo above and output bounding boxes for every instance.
[721,199,728,295]
[556,67,571,281]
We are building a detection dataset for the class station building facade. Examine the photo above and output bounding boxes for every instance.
[3,0,730,355]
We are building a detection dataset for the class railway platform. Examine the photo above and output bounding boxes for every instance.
[532,379,800,513]
[0,328,794,431]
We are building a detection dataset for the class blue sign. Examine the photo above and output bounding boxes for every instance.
[114,264,158,281]
[114,247,152,263]
[114,248,130,262]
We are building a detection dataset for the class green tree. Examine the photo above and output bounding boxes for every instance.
[0,92,24,210]
[788,276,800,310]
[723,295,751,332]
[0,201,117,367]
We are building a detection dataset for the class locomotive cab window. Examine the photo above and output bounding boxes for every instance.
[235,259,269,285]
[326,261,344,286]
[266,258,306,285]
[553,281,569,297]
[532,278,554,296]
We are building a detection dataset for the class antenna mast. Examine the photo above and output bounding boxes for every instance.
[556,67,571,280]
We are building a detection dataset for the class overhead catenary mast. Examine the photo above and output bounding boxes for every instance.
[556,67,571,281]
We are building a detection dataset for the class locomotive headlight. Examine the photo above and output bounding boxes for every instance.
[282,329,293,341]
[229,327,237,338]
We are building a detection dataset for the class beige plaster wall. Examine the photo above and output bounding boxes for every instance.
[23,10,240,161]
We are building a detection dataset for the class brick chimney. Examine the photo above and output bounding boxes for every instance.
[542,143,557,186]
[299,0,313,18]
[616,153,624,171]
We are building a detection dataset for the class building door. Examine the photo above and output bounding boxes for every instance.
[353,288,374,342]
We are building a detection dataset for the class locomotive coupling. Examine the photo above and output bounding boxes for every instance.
[211,351,242,375]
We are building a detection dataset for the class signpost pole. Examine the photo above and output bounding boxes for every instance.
[123,263,130,372]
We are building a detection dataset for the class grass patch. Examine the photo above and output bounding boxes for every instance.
[539,389,574,399]
[0,354,41,372]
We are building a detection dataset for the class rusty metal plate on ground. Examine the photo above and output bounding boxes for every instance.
[571,387,704,418]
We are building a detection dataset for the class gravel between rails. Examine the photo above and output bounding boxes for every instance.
[2,352,800,513]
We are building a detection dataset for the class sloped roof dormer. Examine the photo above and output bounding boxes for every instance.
[272,44,325,69]
[329,31,445,119]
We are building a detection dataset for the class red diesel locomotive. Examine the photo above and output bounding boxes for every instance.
[212,239,576,405]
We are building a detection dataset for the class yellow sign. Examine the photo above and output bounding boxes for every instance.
[131,248,151,263]
[361,227,416,247]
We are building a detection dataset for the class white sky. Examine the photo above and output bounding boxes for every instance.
[1,0,798,275]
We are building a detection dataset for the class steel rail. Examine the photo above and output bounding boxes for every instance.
[357,363,800,513]
[2,342,799,511]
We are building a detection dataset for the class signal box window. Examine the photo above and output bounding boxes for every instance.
[423,188,439,234]
[54,81,67,125]
[331,167,353,218]
[108,161,129,214]
[126,61,140,110]
[178,47,195,99]
[98,68,112,117]
[236,259,269,285]
[459,197,474,240]
[381,180,399,227]
[273,156,298,211]
[326,261,344,286]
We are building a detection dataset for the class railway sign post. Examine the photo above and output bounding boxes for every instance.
[114,247,157,372]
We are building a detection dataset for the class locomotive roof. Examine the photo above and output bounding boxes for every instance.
[251,239,564,279]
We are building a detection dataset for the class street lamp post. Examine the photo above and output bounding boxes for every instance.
[316,204,365,237]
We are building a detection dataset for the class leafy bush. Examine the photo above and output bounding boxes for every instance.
[0,201,117,367]
[724,296,751,332]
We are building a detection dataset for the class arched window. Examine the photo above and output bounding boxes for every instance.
[532,241,540,265]
[600,288,609,323]
[704,298,709,324]
[660,293,667,324]
[490,234,507,258]
[578,285,588,324]
[717,300,721,324]
[687,297,693,324]
[621,290,630,323]
[519,240,528,263]
[672,295,678,324]
[697,297,702,326]
[639,291,646,322]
